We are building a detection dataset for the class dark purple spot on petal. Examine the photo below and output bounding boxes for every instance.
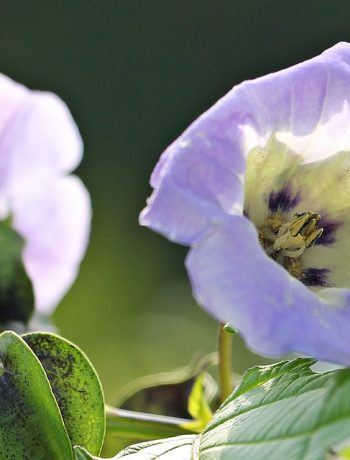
[302,268,330,287]
[268,188,300,213]
[315,217,342,245]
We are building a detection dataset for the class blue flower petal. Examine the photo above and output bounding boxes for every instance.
[141,42,350,363]
[187,217,350,365]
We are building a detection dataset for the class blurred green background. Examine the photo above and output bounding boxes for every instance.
[1,0,350,402]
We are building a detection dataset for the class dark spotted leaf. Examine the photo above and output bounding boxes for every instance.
[24,332,105,455]
[0,331,73,459]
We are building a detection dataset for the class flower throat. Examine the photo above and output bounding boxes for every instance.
[268,212,323,258]
[258,211,324,281]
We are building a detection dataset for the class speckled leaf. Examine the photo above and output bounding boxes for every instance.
[199,358,350,460]
[0,330,73,459]
[24,332,105,455]
[0,222,34,327]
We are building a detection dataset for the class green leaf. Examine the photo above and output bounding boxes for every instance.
[0,330,73,459]
[103,354,216,456]
[0,222,34,326]
[24,332,106,455]
[115,353,217,417]
[199,357,350,459]
[181,373,213,432]
[83,435,197,459]
[105,406,194,439]
[103,406,196,457]
[230,356,314,399]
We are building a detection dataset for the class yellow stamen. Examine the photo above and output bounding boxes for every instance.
[273,212,323,258]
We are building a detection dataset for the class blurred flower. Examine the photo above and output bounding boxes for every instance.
[140,42,350,365]
[0,74,90,314]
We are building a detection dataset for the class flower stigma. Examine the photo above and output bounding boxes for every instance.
[267,212,323,258]
[259,211,323,256]
[258,210,323,280]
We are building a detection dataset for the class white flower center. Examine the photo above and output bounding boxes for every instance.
[243,135,350,289]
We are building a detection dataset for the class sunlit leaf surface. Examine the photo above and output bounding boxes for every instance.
[82,435,197,459]
[200,358,350,459]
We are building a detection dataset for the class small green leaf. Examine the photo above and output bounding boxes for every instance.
[24,332,106,455]
[0,222,34,326]
[0,330,73,459]
[182,373,213,432]
[199,358,350,459]
[222,324,236,334]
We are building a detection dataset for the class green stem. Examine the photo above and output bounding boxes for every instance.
[218,323,234,404]
[105,405,195,441]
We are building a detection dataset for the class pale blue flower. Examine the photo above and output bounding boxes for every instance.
[0,74,91,314]
[141,43,350,364]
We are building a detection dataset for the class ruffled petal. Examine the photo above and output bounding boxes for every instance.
[186,217,350,364]
[10,176,91,313]
[140,120,245,244]
[142,43,350,245]
[239,43,350,163]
